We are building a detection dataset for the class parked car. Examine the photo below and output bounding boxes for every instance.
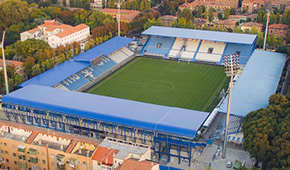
[226,161,232,168]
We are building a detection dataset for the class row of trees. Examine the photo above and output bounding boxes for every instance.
[104,0,151,12]
[257,9,290,26]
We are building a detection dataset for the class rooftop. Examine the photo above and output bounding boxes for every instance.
[2,85,209,138]
[100,139,148,160]
[117,159,157,170]
[241,22,263,27]
[99,9,140,22]
[91,146,118,165]
[219,50,286,117]
[0,59,23,68]
[142,26,257,45]
[55,24,89,38]
[269,24,289,30]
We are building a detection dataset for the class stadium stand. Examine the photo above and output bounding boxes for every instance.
[142,36,175,56]
[2,84,208,167]
[141,26,257,64]
[19,36,134,91]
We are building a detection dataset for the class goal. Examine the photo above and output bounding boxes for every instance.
[178,58,191,63]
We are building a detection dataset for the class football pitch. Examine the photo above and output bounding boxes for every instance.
[87,57,228,111]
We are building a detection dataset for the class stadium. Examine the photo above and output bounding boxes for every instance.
[1,26,287,167]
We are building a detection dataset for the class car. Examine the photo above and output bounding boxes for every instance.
[226,161,232,168]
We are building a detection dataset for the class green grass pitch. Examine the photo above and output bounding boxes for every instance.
[86,57,228,111]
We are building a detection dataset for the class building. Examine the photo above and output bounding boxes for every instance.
[117,159,158,170]
[229,15,248,22]
[269,24,289,38]
[47,24,90,49]
[214,19,237,30]
[20,20,90,49]
[194,18,208,29]
[0,119,153,170]
[0,119,100,170]
[241,22,263,32]
[99,8,141,22]
[242,0,290,13]
[0,59,24,74]
[178,0,239,12]
[90,0,102,10]
[160,15,177,26]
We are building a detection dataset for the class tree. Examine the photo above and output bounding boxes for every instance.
[197,7,203,18]
[38,0,51,8]
[224,8,230,19]
[144,1,150,12]
[203,9,208,19]
[139,1,144,11]
[218,12,223,20]
[278,35,284,46]
[257,10,264,23]
[23,56,36,78]
[267,34,277,49]
[243,94,290,170]
[276,12,281,24]
[208,8,214,22]
[0,0,29,29]
[230,8,236,15]
[256,31,264,48]
[281,10,288,24]
[180,8,193,22]
[269,13,275,25]
[171,7,176,16]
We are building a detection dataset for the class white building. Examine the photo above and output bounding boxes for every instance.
[20,20,90,49]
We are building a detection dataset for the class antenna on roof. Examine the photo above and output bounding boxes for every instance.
[1,31,9,94]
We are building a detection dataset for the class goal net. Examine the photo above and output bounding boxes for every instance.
[178,58,191,63]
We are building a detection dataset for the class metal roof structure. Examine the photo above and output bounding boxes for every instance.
[19,36,133,88]
[219,50,286,117]
[19,61,89,88]
[72,36,133,62]
[2,85,209,138]
[142,26,257,45]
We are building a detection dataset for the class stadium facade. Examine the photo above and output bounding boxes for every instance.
[1,26,286,167]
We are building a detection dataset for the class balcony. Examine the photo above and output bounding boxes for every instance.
[56,154,65,165]
[28,148,38,156]
[29,157,38,164]
[68,157,78,168]
[17,145,26,152]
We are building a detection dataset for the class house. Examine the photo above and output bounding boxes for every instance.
[229,15,248,22]
[160,15,177,26]
[214,19,237,30]
[194,18,209,29]
[92,146,119,170]
[116,159,159,170]
[241,22,263,32]
[99,8,140,23]
[20,20,90,49]
[269,24,289,38]
[178,0,239,12]
[242,0,290,13]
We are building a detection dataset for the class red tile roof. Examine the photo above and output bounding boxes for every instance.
[54,24,89,38]
[0,59,23,68]
[241,22,263,27]
[118,159,157,170]
[38,21,73,32]
[27,27,41,34]
[269,24,289,30]
[100,8,140,22]
[92,146,118,166]
[65,139,78,153]
[25,131,40,144]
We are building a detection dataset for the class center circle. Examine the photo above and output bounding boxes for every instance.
[144,80,175,92]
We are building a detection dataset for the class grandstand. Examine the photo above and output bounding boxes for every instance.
[141,26,257,65]
[19,36,135,91]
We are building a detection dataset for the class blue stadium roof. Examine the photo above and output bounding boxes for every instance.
[142,26,257,45]
[219,50,286,117]
[72,36,133,62]
[2,85,209,138]
[19,36,133,88]
[19,61,89,88]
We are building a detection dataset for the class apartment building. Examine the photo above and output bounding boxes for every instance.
[0,120,152,170]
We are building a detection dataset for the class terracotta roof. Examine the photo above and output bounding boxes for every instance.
[27,27,41,34]
[25,131,40,144]
[215,19,237,26]
[269,24,289,30]
[65,139,78,153]
[92,146,118,166]
[118,159,157,170]
[241,22,263,27]
[54,24,89,38]
[100,8,140,22]
[0,59,23,68]
[38,21,73,32]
